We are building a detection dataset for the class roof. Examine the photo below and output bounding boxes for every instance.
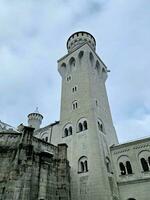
[0,120,19,133]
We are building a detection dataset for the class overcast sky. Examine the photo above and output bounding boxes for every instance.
[0,0,150,143]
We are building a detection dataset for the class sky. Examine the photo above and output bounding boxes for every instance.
[0,0,150,143]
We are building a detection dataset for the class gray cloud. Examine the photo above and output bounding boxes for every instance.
[0,0,150,143]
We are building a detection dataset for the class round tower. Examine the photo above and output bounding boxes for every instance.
[66,31,96,53]
[28,108,43,130]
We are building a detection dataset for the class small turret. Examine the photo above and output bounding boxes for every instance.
[67,31,96,53]
[28,108,43,130]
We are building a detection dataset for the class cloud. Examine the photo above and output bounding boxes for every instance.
[0,0,150,143]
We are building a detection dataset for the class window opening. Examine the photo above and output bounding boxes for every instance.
[85,160,88,172]
[64,128,68,137]
[45,137,48,142]
[119,162,126,175]
[141,158,149,172]
[78,156,88,173]
[126,161,133,174]
[79,123,83,132]
[83,121,88,130]
[69,126,72,135]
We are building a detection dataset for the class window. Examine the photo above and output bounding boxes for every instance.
[126,161,133,174]
[89,52,94,66]
[64,128,68,137]
[97,119,104,132]
[69,126,72,135]
[118,156,133,176]
[45,136,48,142]
[77,119,88,133]
[72,86,77,93]
[69,57,76,68]
[63,124,73,138]
[83,121,88,130]
[95,60,100,73]
[78,156,88,173]
[78,51,84,61]
[72,101,78,110]
[66,75,71,82]
[141,158,149,172]
[138,151,150,172]
[119,162,126,175]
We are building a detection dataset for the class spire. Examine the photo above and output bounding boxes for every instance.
[35,107,39,113]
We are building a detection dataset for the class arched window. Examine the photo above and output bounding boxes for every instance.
[77,118,88,133]
[72,101,78,110]
[69,126,72,135]
[64,128,68,137]
[83,121,88,130]
[69,57,76,68]
[79,123,83,132]
[141,158,149,172]
[126,161,133,174]
[89,52,94,66]
[119,162,126,175]
[78,51,84,61]
[78,156,88,173]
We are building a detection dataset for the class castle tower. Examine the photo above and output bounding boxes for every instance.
[58,31,119,200]
[28,108,43,130]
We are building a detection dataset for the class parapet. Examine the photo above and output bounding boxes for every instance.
[67,31,96,53]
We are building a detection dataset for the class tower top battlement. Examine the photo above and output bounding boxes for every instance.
[66,31,96,53]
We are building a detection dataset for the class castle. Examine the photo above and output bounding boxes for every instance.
[0,31,150,200]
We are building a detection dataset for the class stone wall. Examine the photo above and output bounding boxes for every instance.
[0,126,70,200]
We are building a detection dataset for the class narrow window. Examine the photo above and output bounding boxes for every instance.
[69,126,72,135]
[98,121,103,132]
[84,160,88,172]
[81,162,84,172]
[119,162,126,175]
[79,123,83,132]
[83,121,88,130]
[126,161,133,174]
[141,158,149,172]
[45,137,48,142]
[72,101,78,110]
[148,157,150,166]
[64,128,68,137]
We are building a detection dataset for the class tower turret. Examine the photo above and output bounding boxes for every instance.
[67,31,96,53]
[28,108,43,130]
